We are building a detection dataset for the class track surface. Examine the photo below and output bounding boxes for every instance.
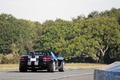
[0,69,94,80]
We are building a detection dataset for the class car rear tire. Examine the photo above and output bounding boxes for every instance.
[19,68,27,72]
[59,61,65,72]
[49,61,55,72]
[32,69,37,72]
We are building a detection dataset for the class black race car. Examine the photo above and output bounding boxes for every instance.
[19,51,65,72]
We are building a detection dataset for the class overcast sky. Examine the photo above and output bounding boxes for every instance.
[0,0,120,23]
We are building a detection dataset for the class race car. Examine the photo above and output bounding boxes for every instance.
[19,51,65,72]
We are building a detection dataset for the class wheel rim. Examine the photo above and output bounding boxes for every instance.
[62,62,65,70]
[53,62,55,71]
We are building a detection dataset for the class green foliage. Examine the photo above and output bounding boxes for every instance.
[0,8,120,64]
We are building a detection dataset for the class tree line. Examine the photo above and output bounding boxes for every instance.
[0,8,120,64]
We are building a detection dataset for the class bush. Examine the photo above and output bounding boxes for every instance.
[1,54,19,64]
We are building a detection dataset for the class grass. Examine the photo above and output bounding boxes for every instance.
[66,63,107,69]
[0,63,107,71]
[0,64,19,71]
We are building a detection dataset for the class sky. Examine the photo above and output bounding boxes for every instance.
[0,0,120,23]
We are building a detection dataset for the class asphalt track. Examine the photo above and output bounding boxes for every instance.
[0,69,94,80]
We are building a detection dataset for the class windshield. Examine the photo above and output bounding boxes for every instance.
[32,51,50,56]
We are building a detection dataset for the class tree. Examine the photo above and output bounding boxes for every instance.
[88,11,100,18]
[82,17,120,63]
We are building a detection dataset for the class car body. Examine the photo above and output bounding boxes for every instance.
[19,51,65,72]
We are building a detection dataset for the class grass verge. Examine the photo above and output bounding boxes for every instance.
[66,63,107,69]
[0,63,107,71]
[0,64,18,71]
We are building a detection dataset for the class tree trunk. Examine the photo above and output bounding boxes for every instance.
[95,45,108,63]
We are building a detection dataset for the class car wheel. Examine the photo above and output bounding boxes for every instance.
[59,61,65,72]
[19,68,27,72]
[32,69,37,72]
[50,61,55,72]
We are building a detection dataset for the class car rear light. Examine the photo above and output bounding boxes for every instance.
[43,56,51,61]
[20,57,25,61]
